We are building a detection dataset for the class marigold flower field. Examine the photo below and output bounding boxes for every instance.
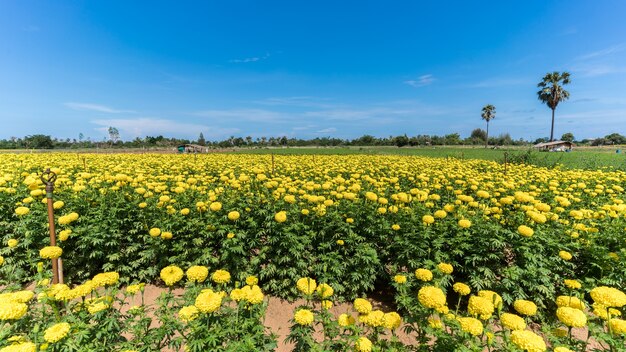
[1,153,626,351]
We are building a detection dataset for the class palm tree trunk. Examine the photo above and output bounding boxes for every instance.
[485,122,489,148]
[550,108,555,142]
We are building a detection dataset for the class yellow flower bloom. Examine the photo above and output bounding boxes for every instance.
[43,322,70,343]
[414,268,433,282]
[393,274,407,284]
[422,215,435,224]
[186,266,209,283]
[296,277,317,295]
[160,266,184,286]
[500,313,526,330]
[246,276,258,286]
[294,309,314,325]
[39,246,62,259]
[564,279,581,289]
[510,330,546,352]
[149,228,161,237]
[92,272,119,287]
[178,305,199,322]
[513,300,537,316]
[355,336,372,352]
[556,296,586,310]
[7,239,18,248]
[338,313,355,327]
[590,286,626,307]
[316,283,334,298]
[468,295,494,320]
[14,206,30,216]
[557,307,587,327]
[227,211,240,221]
[609,318,626,335]
[559,250,573,261]
[418,286,446,309]
[457,317,483,336]
[453,283,471,296]
[211,269,231,284]
[517,225,534,237]
[195,290,222,313]
[353,298,373,314]
[458,219,471,228]
[126,283,144,295]
[382,312,402,330]
[437,263,453,274]
[274,211,287,223]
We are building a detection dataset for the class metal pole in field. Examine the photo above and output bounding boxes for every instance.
[40,169,61,284]
[271,153,275,175]
[504,152,508,176]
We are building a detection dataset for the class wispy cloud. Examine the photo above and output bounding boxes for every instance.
[576,43,625,61]
[91,118,239,139]
[468,77,530,88]
[570,63,626,77]
[253,96,335,108]
[65,102,135,114]
[193,109,288,123]
[229,52,270,63]
[315,127,337,134]
[404,74,435,87]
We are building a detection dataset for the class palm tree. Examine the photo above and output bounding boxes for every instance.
[537,72,571,141]
[481,104,496,148]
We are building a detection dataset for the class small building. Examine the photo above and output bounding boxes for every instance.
[177,144,207,153]
[533,140,574,152]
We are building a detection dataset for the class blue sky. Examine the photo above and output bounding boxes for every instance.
[1,1,625,142]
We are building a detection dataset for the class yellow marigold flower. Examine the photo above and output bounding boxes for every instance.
[557,307,587,327]
[226,232,235,239]
[609,318,626,335]
[556,296,585,310]
[149,228,161,237]
[39,246,62,259]
[296,277,317,295]
[0,301,28,320]
[391,224,400,231]
[180,208,190,215]
[458,219,471,228]
[160,266,184,286]
[500,313,526,330]
[321,300,333,309]
[294,309,314,326]
[227,211,240,221]
[316,283,334,298]
[393,274,407,284]
[186,266,209,283]
[437,263,453,274]
[363,310,384,327]
[428,317,444,329]
[194,290,222,313]
[138,202,147,208]
[554,347,574,352]
[355,336,372,352]
[58,229,71,242]
[453,283,471,296]
[43,322,70,343]
[274,211,287,223]
[518,225,534,237]
[414,268,433,282]
[592,303,621,320]
[590,286,626,307]
[209,202,222,212]
[7,239,18,248]
[423,215,435,224]
[510,330,547,352]
[564,279,581,289]
[338,313,355,327]
[383,312,402,330]
[52,201,64,210]
[87,301,110,314]
[160,231,172,240]
[178,305,199,322]
[0,256,4,265]
[336,239,344,245]
[346,218,354,223]
[434,210,447,218]
[418,286,447,309]
[514,300,538,316]
[246,276,258,286]
[242,285,264,304]
[468,295,494,320]
[478,290,503,309]
[0,342,36,352]
[211,269,231,284]
[301,209,310,215]
[559,250,573,261]
[457,317,483,336]
[92,272,119,287]
[353,298,373,314]
[126,283,144,295]
[14,206,30,216]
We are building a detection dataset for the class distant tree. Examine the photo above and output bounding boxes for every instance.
[534,137,548,144]
[470,128,487,143]
[561,132,574,142]
[444,133,461,145]
[394,134,409,147]
[537,71,571,141]
[25,134,54,149]
[604,133,626,145]
[198,133,206,146]
[481,104,496,148]
[108,127,120,145]
[78,133,84,142]
[245,136,252,145]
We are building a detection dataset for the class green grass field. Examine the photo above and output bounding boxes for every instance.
[236,145,626,170]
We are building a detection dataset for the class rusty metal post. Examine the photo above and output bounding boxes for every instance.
[504,152,508,176]
[271,153,275,175]
[40,169,61,284]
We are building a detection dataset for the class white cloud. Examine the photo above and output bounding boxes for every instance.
[91,118,239,139]
[404,74,435,87]
[315,127,337,134]
[193,109,288,123]
[65,102,135,114]
[253,96,335,108]
[468,77,531,88]
[576,43,625,61]
[229,52,270,63]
